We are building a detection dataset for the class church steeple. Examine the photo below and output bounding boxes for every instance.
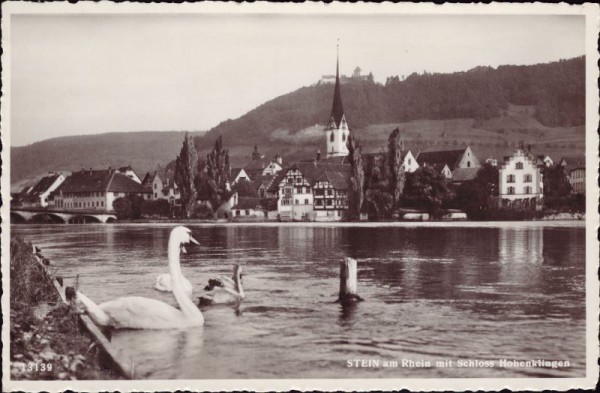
[325,40,350,159]
[330,42,345,128]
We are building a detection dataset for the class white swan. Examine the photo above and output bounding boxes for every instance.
[198,265,245,306]
[155,273,193,298]
[77,226,205,329]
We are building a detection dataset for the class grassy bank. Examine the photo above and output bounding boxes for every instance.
[10,238,120,380]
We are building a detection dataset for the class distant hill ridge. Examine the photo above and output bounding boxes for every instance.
[11,56,585,188]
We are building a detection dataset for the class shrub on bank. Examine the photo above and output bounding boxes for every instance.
[9,238,121,380]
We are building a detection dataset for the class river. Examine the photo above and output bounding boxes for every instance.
[11,221,586,379]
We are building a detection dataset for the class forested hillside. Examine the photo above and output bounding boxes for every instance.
[196,56,585,149]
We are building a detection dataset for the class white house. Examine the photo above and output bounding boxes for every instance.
[498,149,543,210]
[142,168,180,205]
[19,172,66,208]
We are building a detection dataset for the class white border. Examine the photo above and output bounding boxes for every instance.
[1,2,598,392]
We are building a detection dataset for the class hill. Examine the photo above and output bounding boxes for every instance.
[10,131,204,189]
[194,56,585,163]
[11,56,585,188]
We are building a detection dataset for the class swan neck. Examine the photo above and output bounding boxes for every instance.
[168,237,203,320]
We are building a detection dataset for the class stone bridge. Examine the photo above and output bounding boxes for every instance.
[10,208,117,224]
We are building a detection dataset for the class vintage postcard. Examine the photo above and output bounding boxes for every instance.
[1,2,598,392]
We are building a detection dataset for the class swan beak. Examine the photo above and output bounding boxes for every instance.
[181,245,187,254]
[189,236,200,246]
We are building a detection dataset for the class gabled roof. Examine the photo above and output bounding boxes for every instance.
[27,174,62,197]
[451,167,480,183]
[231,168,245,179]
[267,161,352,192]
[416,149,466,170]
[58,169,149,194]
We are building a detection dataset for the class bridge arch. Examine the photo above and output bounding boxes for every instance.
[10,211,27,223]
[32,213,66,224]
[68,215,102,224]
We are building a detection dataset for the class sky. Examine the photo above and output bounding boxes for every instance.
[10,13,585,146]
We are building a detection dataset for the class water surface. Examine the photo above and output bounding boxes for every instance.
[11,222,586,378]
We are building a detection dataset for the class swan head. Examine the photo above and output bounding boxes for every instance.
[170,226,200,253]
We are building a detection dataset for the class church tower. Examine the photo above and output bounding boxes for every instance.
[325,43,350,158]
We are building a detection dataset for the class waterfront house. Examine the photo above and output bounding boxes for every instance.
[416,146,481,183]
[268,162,351,221]
[142,163,180,205]
[18,172,66,208]
[53,167,151,211]
[498,149,543,210]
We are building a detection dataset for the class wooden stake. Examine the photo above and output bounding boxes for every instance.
[338,257,363,303]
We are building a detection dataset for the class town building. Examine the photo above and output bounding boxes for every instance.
[231,197,266,219]
[242,147,284,180]
[53,167,151,211]
[231,168,250,184]
[142,163,180,205]
[570,167,585,194]
[17,172,66,208]
[416,146,481,183]
[268,162,351,221]
[498,149,544,210]
[116,165,142,183]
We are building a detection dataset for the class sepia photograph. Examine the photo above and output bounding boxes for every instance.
[1,2,598,392]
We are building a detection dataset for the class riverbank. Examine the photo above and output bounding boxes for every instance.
[9,238,120,380]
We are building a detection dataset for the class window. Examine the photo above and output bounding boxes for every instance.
[304,199,309,205]
[245,210,250,215]
[524,174,532,183]
[507,186,515,195]
[408,158,412,165]
[524,186,532,194]
[330,133,334,142]
[467,161,471,168]
[515,162,524,170]
[507,174,515,183]
[236,210,241,216]
[296,187,302,194]
[342,133,346,142]
[295,199,299,205]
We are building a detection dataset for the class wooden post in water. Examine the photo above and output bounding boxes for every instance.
[338,257,363,303]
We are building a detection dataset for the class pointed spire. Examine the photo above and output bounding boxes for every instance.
[330,39,345,128]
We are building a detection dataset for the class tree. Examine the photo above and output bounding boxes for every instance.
[234,179,257,197]
[113,195,144,220]
[205,135,232,213]
[403,167,454,218]
[347,133,365,219]
[174,132,199,218]
[388,128,406,209]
